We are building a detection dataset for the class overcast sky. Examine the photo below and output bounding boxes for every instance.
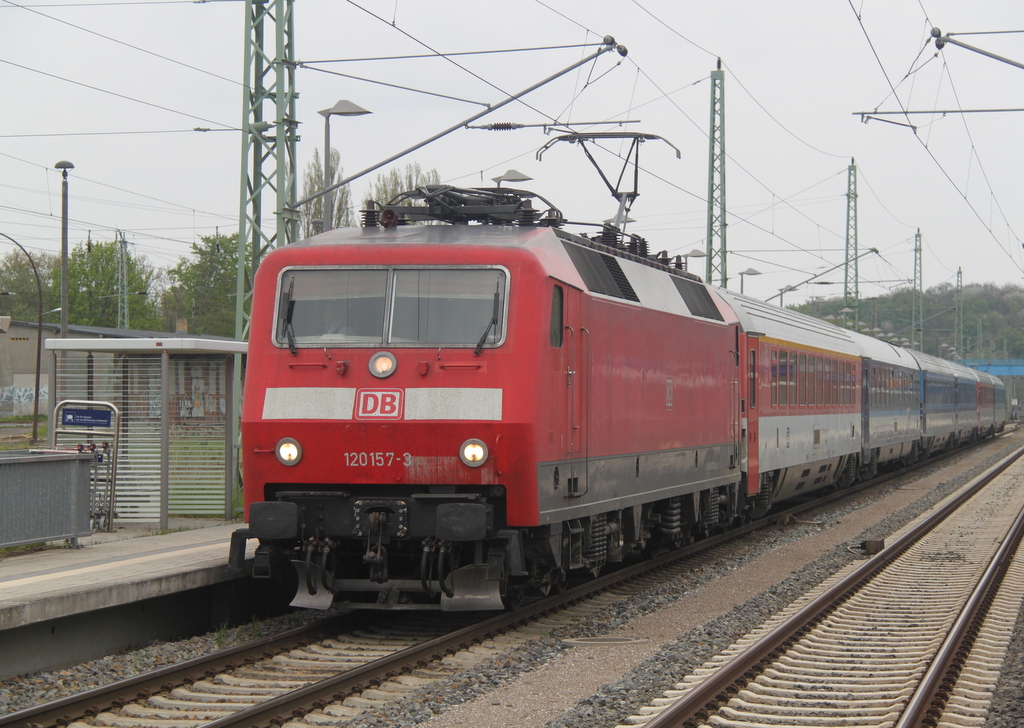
[2,0,1023,307]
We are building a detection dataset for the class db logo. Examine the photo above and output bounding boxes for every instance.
[355,389,404,419]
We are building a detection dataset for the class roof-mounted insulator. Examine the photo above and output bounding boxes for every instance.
[655,250,670,265]
[672,255,683,270]
[361,201,380,228]
[518,199,540,226]
[540,209,563,228]
[628,236,649,258]
[600,226,620,248]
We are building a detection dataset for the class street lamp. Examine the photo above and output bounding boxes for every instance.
[319,101,371,232]
[778,285,796,306]
[492,169,533,188]
[55,160,74,338]
[681,248,706,274]
[0,233,44,442]
[737,268,761,295]
[838,306,854,329]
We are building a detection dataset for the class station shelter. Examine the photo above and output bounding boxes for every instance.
[45,338,247,527]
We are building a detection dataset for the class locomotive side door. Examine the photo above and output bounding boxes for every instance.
[565,286,588,496]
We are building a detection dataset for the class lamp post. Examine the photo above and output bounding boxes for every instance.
[319,101,371,232]
[0,233,44,441]
[55,161,74,338]
[681,248,707,274]
[492,169,532,188]
[737,267,761,295]
[778,285,796,306]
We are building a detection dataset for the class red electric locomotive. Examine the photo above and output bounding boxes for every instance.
[229,185,1005,611]
[230,187,750,610]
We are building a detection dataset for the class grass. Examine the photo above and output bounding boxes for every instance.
[215,622,229,649]
[0,542,59,558]
[0,415,47,452]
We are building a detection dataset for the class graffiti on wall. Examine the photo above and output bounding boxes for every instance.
[0,385,48,415]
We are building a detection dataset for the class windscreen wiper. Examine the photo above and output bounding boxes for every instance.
[281,278,297,356]
[475,278,502,356]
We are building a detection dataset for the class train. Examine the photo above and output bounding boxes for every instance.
[228,185,1006,611]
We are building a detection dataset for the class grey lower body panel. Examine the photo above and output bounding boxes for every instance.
[537,443,740,523]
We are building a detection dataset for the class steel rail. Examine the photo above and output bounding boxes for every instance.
[2,435,1011,728]
[640,443,1024,728]
[0,614,357,728]
[895,473,1024,727]
[155,443,1021,728]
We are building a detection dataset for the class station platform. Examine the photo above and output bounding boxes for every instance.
[0,518,257,678]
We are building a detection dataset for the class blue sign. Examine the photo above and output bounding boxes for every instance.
[62,408,112,428]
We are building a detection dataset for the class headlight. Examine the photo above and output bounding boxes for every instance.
[460,438,488,467]
[369,351,397,378]
[276,438,302,466]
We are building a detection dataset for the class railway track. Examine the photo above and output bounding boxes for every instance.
[2,439,1014,728]
[620,443,1024,728]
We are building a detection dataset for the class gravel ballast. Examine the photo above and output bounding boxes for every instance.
[2,433,1023,727]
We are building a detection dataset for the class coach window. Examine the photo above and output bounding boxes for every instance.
[789,352,798,406]
[816,356,823,405]
[550,285,564,347]
[779,350,788,405]
[824,359,831,406]
[771,351,778,406]
[799,354,807,405]
[807,356,815,406]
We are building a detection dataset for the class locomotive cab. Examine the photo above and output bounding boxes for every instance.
[233,219,559,610]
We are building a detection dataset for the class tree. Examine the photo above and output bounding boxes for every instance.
[0,248,58,322]
[61,240,162,331]
[166,232,246,337]
[363,162,440,208]
[299,147,354,238]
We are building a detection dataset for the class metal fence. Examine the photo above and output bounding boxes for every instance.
[0,450,92,548]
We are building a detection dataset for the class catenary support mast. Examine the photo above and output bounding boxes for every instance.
[706,60,727,287]
[235,0,298,345]
[843,159,859,326]
[912,229,923,351]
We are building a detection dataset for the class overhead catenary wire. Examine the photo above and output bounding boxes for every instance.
[848,0,1024,278]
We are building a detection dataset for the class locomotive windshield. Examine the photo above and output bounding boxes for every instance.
[276,267,507,348]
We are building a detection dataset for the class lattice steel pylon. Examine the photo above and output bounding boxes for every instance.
[234,0,298,343]
[116,230,129,329]
[843,159,859,326]
[955,267,964,360]
[912,229,923,351]
[705,61,726,287]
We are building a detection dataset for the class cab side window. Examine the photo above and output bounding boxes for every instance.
[550,285,564,347]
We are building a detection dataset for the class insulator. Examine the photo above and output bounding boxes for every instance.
[518,199,539,226]
[673,255,683,270]
[657,250,670,265]
[361,201,380,228]
[629,236,649,257]
[489,122,524,131]
[540,209,563,228]
[599,227,620,247]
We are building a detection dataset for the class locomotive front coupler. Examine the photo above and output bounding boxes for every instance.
[363,511,390,583]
